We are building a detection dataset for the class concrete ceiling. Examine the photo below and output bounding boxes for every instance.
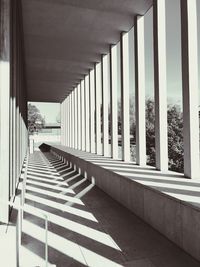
[21,0,152,103]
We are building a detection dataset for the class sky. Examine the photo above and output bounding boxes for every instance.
[30,102,60,123]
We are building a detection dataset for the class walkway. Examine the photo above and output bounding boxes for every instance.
[20,151,200,267]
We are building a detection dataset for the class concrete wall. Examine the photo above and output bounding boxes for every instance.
[46,144,200,262]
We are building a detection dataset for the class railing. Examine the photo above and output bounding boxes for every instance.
[11,201,49,267]
[1,149,50,267]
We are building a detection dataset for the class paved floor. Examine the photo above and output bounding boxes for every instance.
[20,151,200,267]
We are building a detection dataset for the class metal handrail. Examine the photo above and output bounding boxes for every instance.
[1,149,49,267]
[0,199,49,267]
[22,149,49,267]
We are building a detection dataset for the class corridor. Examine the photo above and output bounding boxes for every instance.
[19,151,199,267]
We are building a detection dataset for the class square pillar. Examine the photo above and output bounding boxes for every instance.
[69,93,72,147]
[74,87,78,149]
[66,97,69,146]
[181,0,199,179]
[89,69,96,153]
[64,99,67,146]
[68,96,70,147]
[81,80,86,151]
[61,102,64,145]
[71,91,75,148]
[153,0,168,171]
[85,75,90,152]
[110,45,119,159]
[134,16,146,166]
[77,84,81,150]
[95,63,102,155]
[102,54,110,157]
[120,32,130,162]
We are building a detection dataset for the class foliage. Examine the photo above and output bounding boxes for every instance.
[28,103,45,135]
[167,104,183,172]
[113,97,184,173]
[145,98,156,166]
[56,111,61,123]
[144,99,184,172]
[127,98,184,173]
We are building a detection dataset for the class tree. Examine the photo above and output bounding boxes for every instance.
[56,111,61,123]
[128,98,184,172]
[145,98,156,166]
[28,103,45,135]
[144,99,184,172]
[167,104,183,172]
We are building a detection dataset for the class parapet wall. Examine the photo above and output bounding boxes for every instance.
[42,143,200,262]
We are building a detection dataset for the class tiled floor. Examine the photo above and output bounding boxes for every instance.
[20,151,200,267]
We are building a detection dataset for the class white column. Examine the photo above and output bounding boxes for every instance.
[90,69,96,153]
[0,0,10,223]
[69,94,71,147]
[85,75,90,152]
[74,87,77,149]
[71,91,75,148]
[121,32,130,162]
[61,102,64,145]
[135,16,146,166]
[153,0,168,171]
[95,63,102,155]
[181,0,199,179]
[102,55,110,157]
[77,84,81,150]
[81,80,86,151]
[70,93,72,148]
[110,45,119,159]
[64,99,67,145]
[68,96,70,147]
[65,97,68,146]
[63,99,65,145]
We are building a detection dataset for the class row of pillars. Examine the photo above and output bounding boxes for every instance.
[61,0,199,179]
[0,0,28,223]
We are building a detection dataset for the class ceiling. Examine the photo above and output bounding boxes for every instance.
[21,0,152,103]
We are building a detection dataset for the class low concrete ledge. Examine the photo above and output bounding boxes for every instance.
[42,143,200,262]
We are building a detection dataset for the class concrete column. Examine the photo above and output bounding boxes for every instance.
[68,97,70,147]
[90,69,96,153]
[62,100,65,145]
[65,98,68,146]
[81,80,86,151]
[63,99,66,145]
[110,45,119,159]
[65,97,68,146]
[74,88,77,149]
[102,55,110,157]
[79,84,82,150]
[180,0,199,179]
[63,102,65,145]
[77,84,81,150]
[95,63,102,155]
[68,96,70,147]
[71,91,75,148]
[0,0,10,223]
[61,102,64,145]
[73,90,76,149]
[135,16,146,166]
[85,75,90,152]
[67,96,69,146]
[153,0,168,171]
[120,32,130,162]
[69,93,72,147]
